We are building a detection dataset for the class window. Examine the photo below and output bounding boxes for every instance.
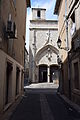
[71,40,74,49]
[21,71,23,91]
[74,62,79,89]
[37,10,40,18]
[13,0,16,7]
[70,12,76,36]
[71,12,75,23]
[5,62,13,105]
[16,67,20,95]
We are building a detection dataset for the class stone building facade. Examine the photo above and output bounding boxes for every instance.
[0,0,30,113]
[54,0,80,105]
[29,8,59,84]
[54,0,69,96]
[67,0,80,105]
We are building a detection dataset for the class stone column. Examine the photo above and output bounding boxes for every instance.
[47,66,50,83]
[32,61,35,83]
[32,30,36,83]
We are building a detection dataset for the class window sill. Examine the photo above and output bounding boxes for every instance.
[15,94,20,100]
[73,89,80,96]
[4,102,12,112]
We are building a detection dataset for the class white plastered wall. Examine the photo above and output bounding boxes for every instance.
[0,50,23,112]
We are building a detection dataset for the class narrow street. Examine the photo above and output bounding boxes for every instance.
[0,0,80,120]
[8,84,80,120]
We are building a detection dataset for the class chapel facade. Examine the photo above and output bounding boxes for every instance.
[29,8,59,84]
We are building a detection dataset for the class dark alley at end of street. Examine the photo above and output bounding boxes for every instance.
[3,86,80,120]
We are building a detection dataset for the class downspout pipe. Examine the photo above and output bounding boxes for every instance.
[65,0,69,50]
[65,0,71,99]
[0,0,1,19]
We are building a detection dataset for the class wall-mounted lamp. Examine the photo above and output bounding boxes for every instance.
[57,37,62,48]
[57,37,69,51]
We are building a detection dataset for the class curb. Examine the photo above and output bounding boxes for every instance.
[57,92,80,115]
[0,96,23,120]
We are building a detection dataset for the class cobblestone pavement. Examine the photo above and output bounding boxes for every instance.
[8,84,80,120]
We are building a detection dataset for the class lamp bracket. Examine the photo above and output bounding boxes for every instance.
[60,47,69,51]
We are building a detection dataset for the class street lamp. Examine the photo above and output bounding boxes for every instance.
[57,36,71,99]
[57,37,69,51]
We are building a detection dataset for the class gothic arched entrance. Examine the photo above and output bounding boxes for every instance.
[39,65,47,83]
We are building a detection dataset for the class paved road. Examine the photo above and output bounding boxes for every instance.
[9,88,80,120]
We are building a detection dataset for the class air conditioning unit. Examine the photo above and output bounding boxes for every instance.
[6,21,16,39]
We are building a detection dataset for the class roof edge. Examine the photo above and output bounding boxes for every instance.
[26,0,31,7]
[30,19,58,22]
[32,8,46,10]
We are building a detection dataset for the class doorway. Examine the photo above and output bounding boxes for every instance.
[39,65,47,82]
[15,67,20,96]
[50,65,59,84]
[5,62,13,105]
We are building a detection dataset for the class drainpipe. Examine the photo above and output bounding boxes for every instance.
[0,0,1,29]
[65,0,69,50]
[65,0,71,99]
[65,18,69,49]
[0,1,2,41]
[0,0,1,19]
